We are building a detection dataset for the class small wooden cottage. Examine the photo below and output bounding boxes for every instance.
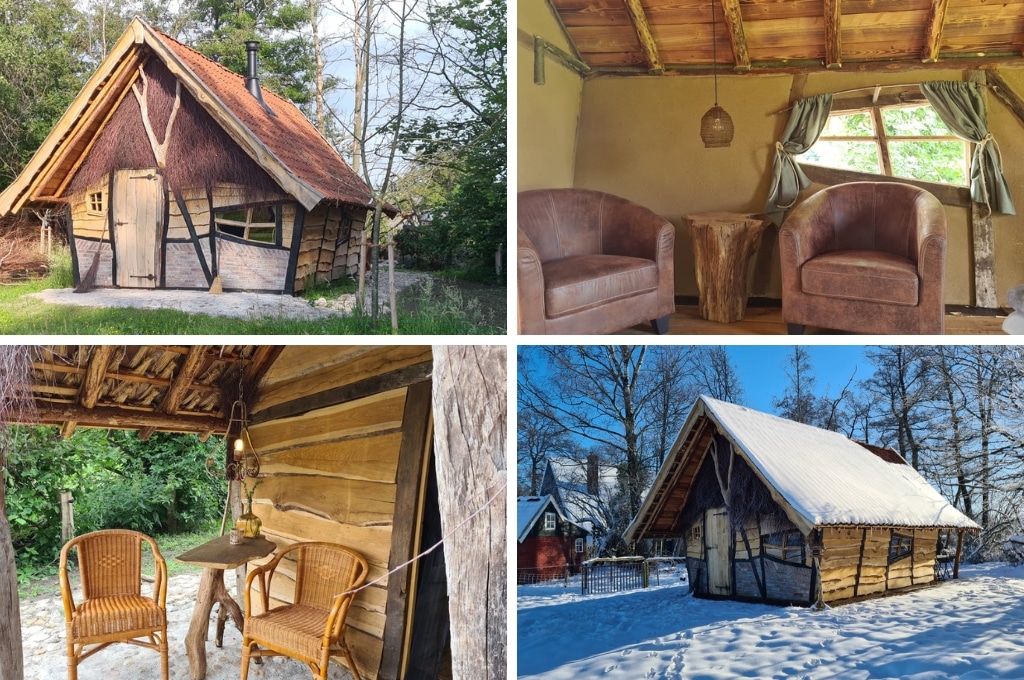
[625,396,980,606]
[540,455,617,553]
[0,19,382,294]
[0,345,505,680]
[517,495,589,582]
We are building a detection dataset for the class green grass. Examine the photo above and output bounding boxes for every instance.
[16,524,222,600]
[0,270,505,335]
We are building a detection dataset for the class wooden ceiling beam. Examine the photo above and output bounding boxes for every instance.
[32,360,222,393]
[29,403,227,435]
[720,0,751,71]
[622,0,663,74]
[824,0,842,69]
[161,345,210,414]
[79,346,114,409]
[921,0,950,63]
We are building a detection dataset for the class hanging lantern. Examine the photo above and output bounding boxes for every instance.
[700,0,733,148]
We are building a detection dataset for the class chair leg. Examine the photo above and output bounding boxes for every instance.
[240,640,252,680]
[651,315,669,334]
[787,323,805,335]
[160,638,169,680]
[342,645,362,680]
[67,639,78,680]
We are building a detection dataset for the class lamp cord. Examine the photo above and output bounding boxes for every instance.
[712,0,719,106]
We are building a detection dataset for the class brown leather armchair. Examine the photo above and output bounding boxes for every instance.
[779,182,947,335]
[518,189,675,334]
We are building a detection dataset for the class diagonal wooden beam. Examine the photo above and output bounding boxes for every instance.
[824,0,842,69]
[922,0,950,63]
[161,345,210,415]
[720,0,751,71]
[622,0,663,75]
[79,346,114,409]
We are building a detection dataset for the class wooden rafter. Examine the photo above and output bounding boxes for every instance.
[161,345,210,415]
[32,403,226,436]
[922,0,950,63]
[32,360,222,394]
[622,0,663,75]
[79,346,114,409]
[824,0,842,69]
[719,0,750,71]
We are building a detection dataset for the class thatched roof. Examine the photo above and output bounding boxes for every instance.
[545,0,1024,75]
[0,18,374,215]
[627,396,980,541]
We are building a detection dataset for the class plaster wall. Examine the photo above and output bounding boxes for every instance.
[557,67,1024,305]
[517,0,583,190]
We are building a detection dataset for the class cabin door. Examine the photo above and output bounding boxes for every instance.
[705,506,731,595]
[112,168,163,287]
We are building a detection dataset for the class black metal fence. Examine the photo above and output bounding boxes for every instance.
[581,557,648,594]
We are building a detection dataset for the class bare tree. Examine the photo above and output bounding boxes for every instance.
[688,346,744,404]
[516,410,570,495]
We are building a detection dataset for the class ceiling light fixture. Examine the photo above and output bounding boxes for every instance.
[700,0,734,148]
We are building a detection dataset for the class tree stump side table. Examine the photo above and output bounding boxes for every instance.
[685,211,771,323]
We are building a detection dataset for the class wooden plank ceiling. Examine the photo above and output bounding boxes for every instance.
[548,0,1024,74]
[21,345,281,439]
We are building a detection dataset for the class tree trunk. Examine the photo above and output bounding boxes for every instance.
[0,481,24,680]
[431,346,506,680]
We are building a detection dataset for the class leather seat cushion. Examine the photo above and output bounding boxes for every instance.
[543,254,658,318]
[801,250,919,306]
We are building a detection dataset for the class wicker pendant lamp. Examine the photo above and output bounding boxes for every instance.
[700,0,733,148]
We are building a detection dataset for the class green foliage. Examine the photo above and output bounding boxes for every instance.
[4,426,226,569]
[47,245,74,288]
[188,0,313,105]
[0,0,89,188]
[395,0,506,281]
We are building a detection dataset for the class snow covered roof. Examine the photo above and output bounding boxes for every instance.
[517,495,585,543]
[544,457,618,531]
[629,396,980,540]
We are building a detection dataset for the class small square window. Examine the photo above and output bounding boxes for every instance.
[543,512,556,532]
[889,532,913,563]
[763,530,806,564]
[87,192,104,214]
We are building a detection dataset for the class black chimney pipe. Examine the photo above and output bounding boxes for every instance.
[244,40,275,115]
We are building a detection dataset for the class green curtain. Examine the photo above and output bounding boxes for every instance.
[764,93,833,226]
[921,81,1015,215]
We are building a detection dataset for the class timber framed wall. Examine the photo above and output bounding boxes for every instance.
[244,345,435,680]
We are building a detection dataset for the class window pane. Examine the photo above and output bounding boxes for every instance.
[217,209,246,222]
[821,111,874,137]
[250,206,275,224]
[248,227,276,243]
[803,141,881,174]
[890,141,968,185]
[882,105,953,137]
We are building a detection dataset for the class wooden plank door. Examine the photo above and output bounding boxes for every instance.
[112,168,163,287]
[705,506,731,595]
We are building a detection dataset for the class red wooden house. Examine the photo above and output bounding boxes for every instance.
[517,495,589,584]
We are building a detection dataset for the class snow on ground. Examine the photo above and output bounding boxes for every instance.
[517,563,1024,679]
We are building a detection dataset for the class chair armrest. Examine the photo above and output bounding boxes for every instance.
[58,544,76,621]
[778,191,834,270]
[244,553,284,617]
[517,228,546,334]
[912,195,947,278]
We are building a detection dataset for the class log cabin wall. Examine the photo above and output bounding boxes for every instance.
[293,203,366,293]
[820,526,939,603]
[519,0,1024,306]
[243,345,434,680]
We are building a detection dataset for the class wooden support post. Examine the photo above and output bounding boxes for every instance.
[358,234,368,303]
[431,346,506,680]
[0,482,24,680]
[388,238,398,332]
[60,491,75,545]
[971,202,998,308]
[953,530,965,579]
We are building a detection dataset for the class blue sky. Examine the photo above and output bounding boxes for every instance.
[727,345,871,413]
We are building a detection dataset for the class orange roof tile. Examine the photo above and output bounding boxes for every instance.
[155,29,374,209]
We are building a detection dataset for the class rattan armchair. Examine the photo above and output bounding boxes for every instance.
[241,542,369,680]
[58,529,168,680]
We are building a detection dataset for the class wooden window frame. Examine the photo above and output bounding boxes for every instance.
[762,529,806,565]
[803,93,971,193]
[543,511,556,532]
[575,538,584,554]
[215,203,279,243]
[87,191,105,216]
[888,531,914,564]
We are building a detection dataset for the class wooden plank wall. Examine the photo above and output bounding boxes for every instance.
[820,526,938,603]
[245,345,433,680]
[295,205,365,292]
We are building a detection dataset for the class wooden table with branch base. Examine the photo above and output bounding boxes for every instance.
[176,534,276,680]
[685,211,771,323]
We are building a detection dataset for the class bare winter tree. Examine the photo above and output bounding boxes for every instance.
[516,409,571,495]
[863,345,934,469]
[771,346,833,427]
[687,346,745,404]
